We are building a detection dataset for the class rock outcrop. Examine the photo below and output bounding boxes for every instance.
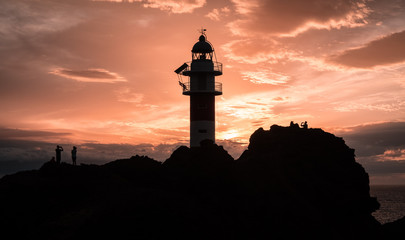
[0,125,399,239]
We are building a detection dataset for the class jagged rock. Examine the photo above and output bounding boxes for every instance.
[0,125,396,240]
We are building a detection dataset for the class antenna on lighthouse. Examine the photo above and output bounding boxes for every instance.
[198,27,207,36]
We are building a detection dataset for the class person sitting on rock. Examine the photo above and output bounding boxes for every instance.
[301,121,308,129]
[290,121,299,128]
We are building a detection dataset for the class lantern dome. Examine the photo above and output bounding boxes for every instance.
[192,35,213,53]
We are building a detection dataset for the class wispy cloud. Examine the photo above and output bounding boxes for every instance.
[377,149,405,161]
[205,7,230,21]
[141,0,206,13]
[50,68,127,83]
[333,102,405,112]
[92,0,206,13]
[115,87,144,103]
[241,70,290,85]
[221,39,296,64]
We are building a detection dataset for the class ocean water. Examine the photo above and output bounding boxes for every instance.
[370,185,405,224]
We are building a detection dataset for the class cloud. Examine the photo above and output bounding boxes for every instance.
[221,39,296,64]
[378,149,405,161]
[92,0,206,13]
[115,87,144,103]
[141,0,206,13]
[338,121,405,157]
[221,38,348,72]
[229,0,370,36]
[205,7,230,21]
[329,122,405,184]
[333,102,405,113]
[0,129,246,177]
[241,70,290,85]
[50,68,127,83]
[0,0,86,43]
[0,128,71,140]
[329,30,405,68]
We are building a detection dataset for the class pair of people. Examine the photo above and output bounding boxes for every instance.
[289,121,308,129]
[54,145,77,165]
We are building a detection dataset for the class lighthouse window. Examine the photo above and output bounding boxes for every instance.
[193,53,212,60]
[198,129,207,133]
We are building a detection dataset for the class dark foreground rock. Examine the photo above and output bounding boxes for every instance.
[0,125,402,239]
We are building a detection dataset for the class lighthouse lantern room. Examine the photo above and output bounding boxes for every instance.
[175,30,223,147]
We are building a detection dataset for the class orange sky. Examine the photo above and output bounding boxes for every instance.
[1,0,405,184]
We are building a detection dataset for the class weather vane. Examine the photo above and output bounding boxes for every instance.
[198,27,207,35]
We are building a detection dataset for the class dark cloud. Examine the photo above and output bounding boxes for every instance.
[0,139,55,176]
[92,0,206,14]
[338,121,405,157]
[329,30,405,68]
[0,138,174,177]
[230,0,368,36]
[0,128,71,139]
[336,122,405,178]
[0,128,246,177]
[358,157,405,174]
[0,160,44,177]
[0,0,86,43]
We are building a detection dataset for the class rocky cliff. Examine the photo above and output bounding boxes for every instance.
[0,125,400,239]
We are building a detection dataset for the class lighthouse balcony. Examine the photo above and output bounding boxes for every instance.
[181,61,222,76]
[181,81,222,95]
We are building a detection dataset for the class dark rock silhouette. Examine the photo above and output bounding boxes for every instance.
[235,125,381,239]
[0,125,403,239]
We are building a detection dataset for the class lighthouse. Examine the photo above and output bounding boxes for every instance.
[175,30,222,147]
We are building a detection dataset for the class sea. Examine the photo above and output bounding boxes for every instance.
[370,185,405,224]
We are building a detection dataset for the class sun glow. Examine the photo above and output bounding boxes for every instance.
[218,129,239,140]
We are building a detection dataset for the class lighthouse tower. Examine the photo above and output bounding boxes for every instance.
[175,30,222,147]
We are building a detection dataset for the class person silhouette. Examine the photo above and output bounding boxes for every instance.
[301,121,308,129]
[290,121,299,128]
[55,145,63,164]
[71,146,77,166]
[290,121,295,127]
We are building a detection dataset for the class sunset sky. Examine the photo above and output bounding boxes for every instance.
[1,0,405,184]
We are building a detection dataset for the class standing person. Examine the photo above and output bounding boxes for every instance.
[71,146,77,166]
[55,145,63,164]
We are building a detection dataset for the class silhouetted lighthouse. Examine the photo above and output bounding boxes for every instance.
[175,30,222,147]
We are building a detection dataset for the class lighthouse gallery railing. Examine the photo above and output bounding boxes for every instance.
[181,81,222,95]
